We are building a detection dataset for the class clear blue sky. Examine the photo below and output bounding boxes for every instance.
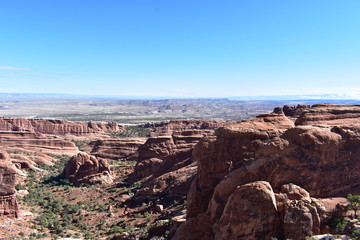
[0,0,359,98]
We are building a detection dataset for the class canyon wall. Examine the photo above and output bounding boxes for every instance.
[0,151,19,218]
[173,104,360,240]
[0,117,122,135]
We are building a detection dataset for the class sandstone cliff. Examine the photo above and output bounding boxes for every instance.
[144,119,230,136]
[0,151,19,218]
[132,129,213,199]
[0,117,122,135]
[89,137,147,161]
[295,104,360,126]
[0,131,78,156]
[173,105,360,240]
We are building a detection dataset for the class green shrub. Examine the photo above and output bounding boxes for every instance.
[347,194,360,218]
[108,125,151,138]
[352,228,360,238]
[71,140,90,150]
[328,216,349,233]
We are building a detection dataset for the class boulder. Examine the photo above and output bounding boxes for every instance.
[214,181,280,240]
[64,152,113,186]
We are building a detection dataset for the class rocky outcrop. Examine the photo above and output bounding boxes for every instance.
[282,104,311,118]
[136,162,197,197]
[64,152,113,186]
[276,184,324,239]
[0,151,19,218]
[144,119,230,136]
[0,117,122,135]
[214,181,280,240]
[132,130,213,199]
[295,104,360,126]
[173,106,360,240]
[89,137,146,161]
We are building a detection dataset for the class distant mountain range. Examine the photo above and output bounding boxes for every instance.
[1,92,360,101]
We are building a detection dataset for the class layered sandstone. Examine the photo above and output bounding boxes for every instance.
[295,104,360,126]
[64,152,113,186]
[133,130,213,198]
[89,137,147,161]
[144,119,230,136]
[0,117,122,135]
[173,105,360,240]
[0,151,19,218]
[282,104,311,118]
[0,131,78,156]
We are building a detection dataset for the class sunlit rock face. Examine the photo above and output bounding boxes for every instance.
[89,137,147,161]
[173,105,360,240]
[0,117,122,135]
[64,152,113,186]
[0,150,19,218]
[131,129,215,199]
[144,119,231,137]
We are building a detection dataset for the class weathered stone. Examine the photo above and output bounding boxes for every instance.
[0,117,122,135]
[0,151,19,218]
[64,152,113,186]
[174,105,360,240]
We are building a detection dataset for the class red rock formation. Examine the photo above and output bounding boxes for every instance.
[295,104,360,126]
[0,117,122,135]
[173,106,360,240]
[275,184,323,239]
[0,151,19,218]
[89,137,146,161]
[282,104,311,118]
[132,130,213,199]
[136,162,197,198]
[214,181,280,240]
[64,152,113,186]
[0,131,78,156]
[145,119,231,136]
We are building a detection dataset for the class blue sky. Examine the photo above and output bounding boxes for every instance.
[0,0,359,98]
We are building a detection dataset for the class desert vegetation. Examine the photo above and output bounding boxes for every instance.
[108,125,151,138]
[15,154,185,239]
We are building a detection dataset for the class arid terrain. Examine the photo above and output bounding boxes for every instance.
[1,93,359,124]
[1,100,360,240]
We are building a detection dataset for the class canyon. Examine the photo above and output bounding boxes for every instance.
[0,104,359,239]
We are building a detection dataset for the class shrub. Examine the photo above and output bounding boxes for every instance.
[347,194,360,218]
[328,216,349,234]
[108,125,151,138]
[352,228,360,239]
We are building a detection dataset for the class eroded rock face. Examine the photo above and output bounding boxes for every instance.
[282,104,311,118]
[0,151,19,218]
[132,130,213,199]
[89,137,147,161]
[64,152,113,186]
[136,162,197,198]
[214,181,280,240]
[145,119,230,136]
[295,104,360,126]
[0,117,122,135]
[276,184,323,240]
[174,182,326,240]
[0,131,78,156]
[173,106,360,240]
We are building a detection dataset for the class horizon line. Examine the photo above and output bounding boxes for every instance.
[1,92,360,101]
